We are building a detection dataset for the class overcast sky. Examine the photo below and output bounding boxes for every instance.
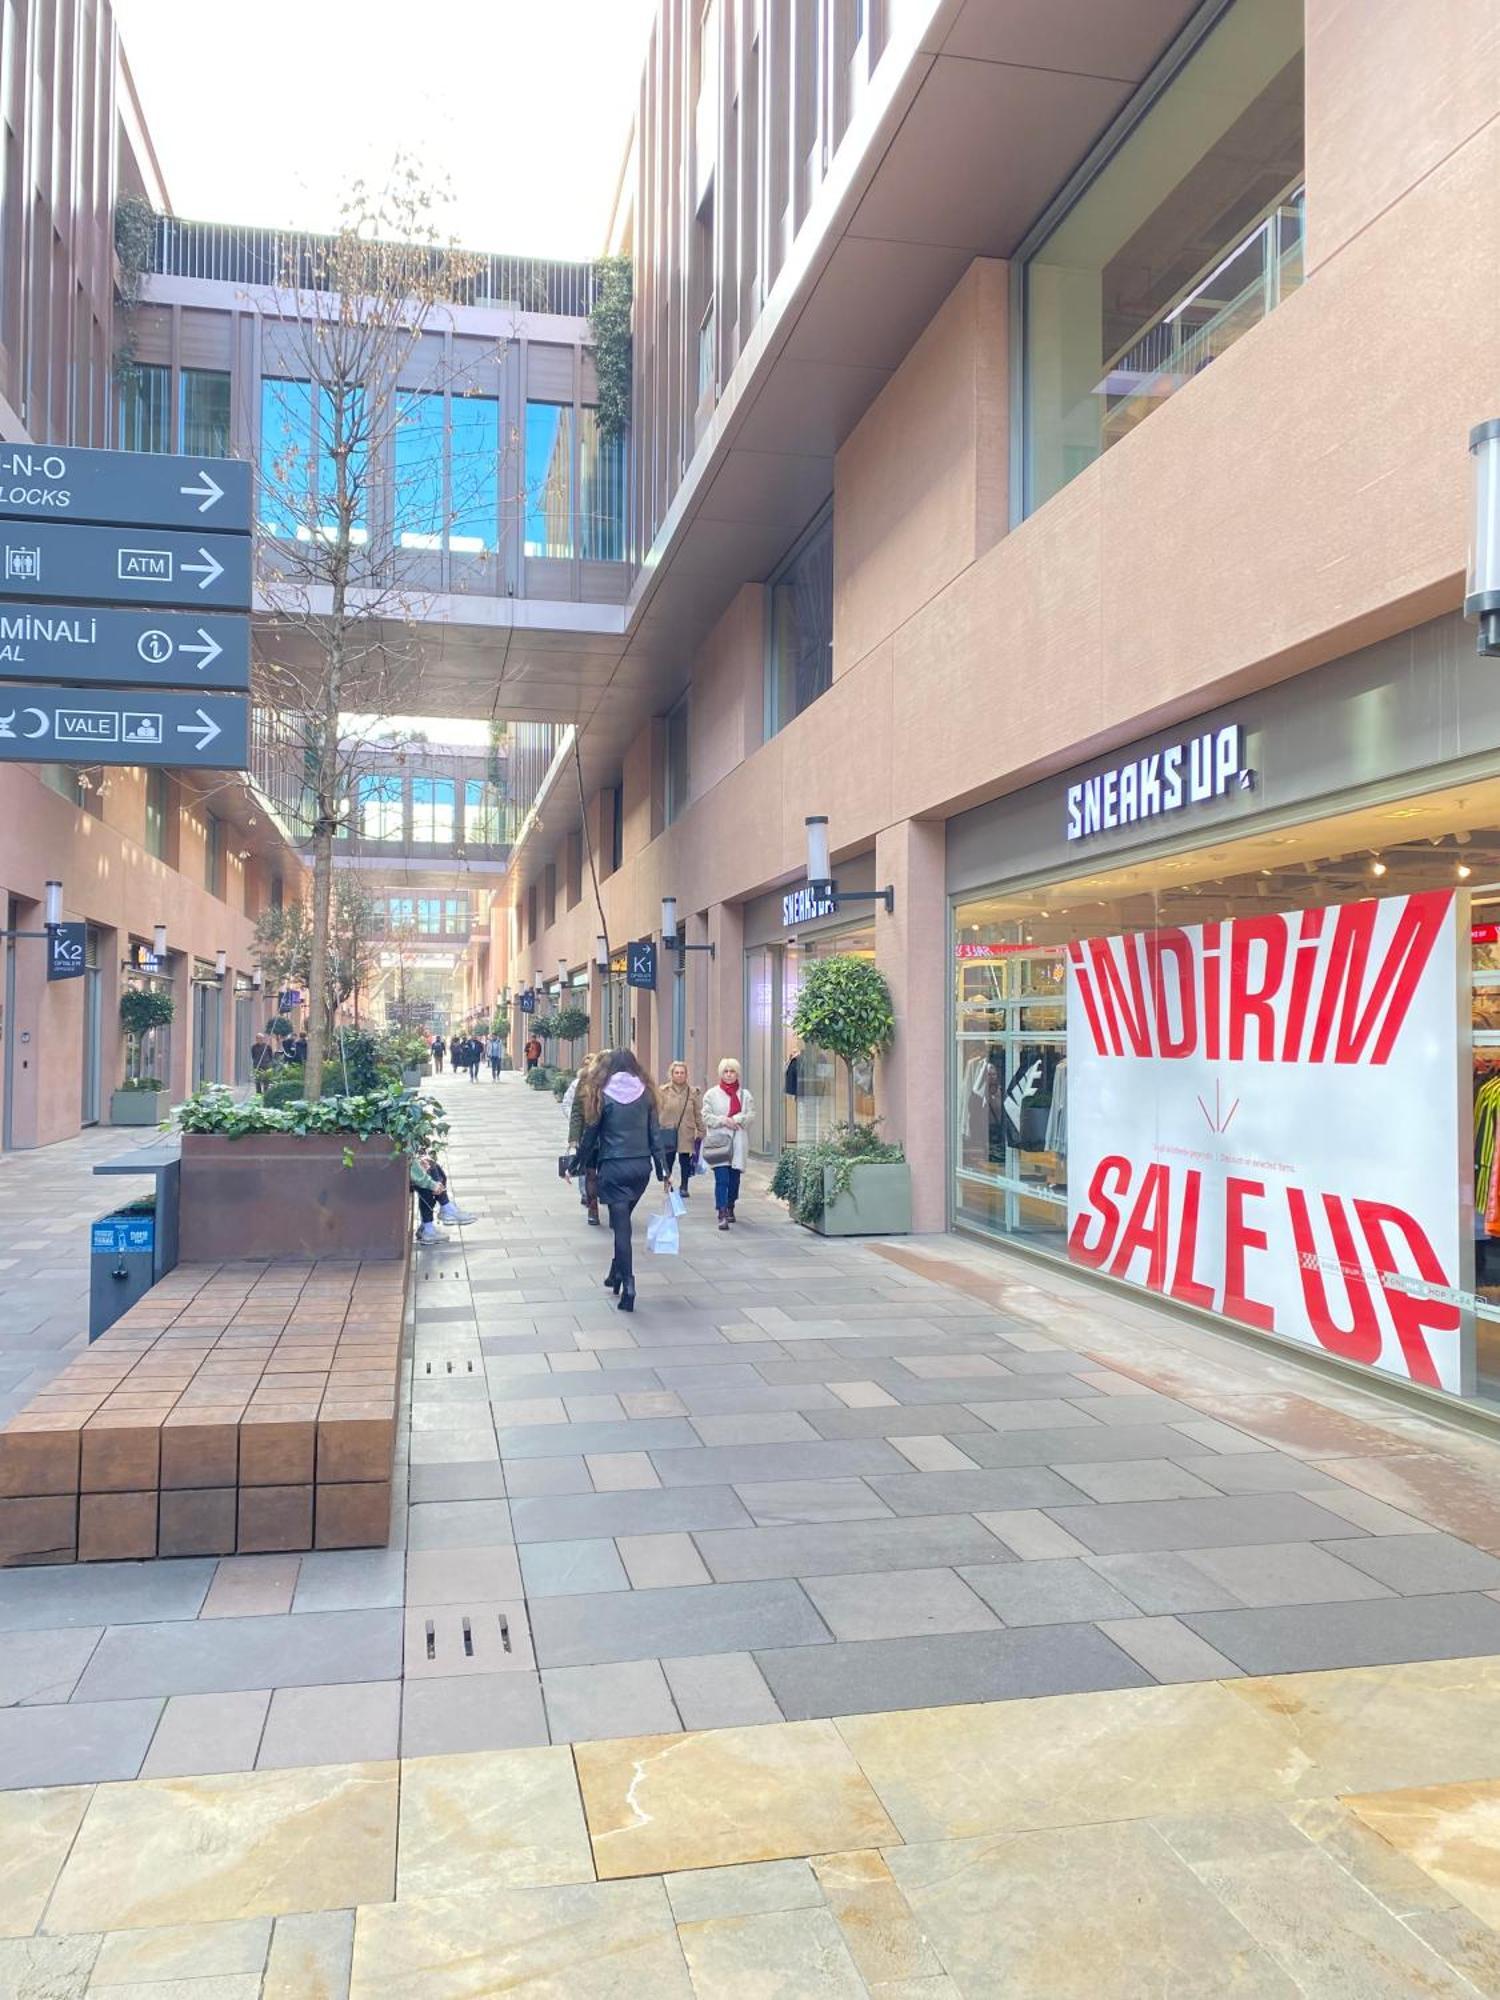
[113,0,656,258]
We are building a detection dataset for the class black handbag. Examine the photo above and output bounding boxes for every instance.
[557,1153,575,1180]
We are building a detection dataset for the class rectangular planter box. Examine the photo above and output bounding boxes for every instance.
[110,1089,168,1127]
[815,1161,911,1237]
[179,1130,411,1262]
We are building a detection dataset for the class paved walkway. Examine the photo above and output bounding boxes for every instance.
[7,1077,1500,1989]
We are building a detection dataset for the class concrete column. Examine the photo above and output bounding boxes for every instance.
[705,900,745,1081]
[875,819,948,1234]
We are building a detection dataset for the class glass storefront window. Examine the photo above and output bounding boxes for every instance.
[954,778,1500,1409]
[1023,0,1304,514]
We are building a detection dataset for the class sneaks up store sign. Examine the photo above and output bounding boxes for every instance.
[1065,889,1463,1393]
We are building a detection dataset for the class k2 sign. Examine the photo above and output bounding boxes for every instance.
[46,922,86,981]
[1064,889,1464,1392]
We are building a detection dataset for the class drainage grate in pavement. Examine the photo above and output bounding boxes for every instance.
[403,1601,535,1677]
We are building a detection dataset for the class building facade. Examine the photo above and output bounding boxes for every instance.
[511,0,1500,1421]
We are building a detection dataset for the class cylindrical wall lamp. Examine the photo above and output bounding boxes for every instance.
[1468,420,1500,657]
[805,816,832,890]
[660,896,678,944]
[43,881,63,928]
[152,923,168,959]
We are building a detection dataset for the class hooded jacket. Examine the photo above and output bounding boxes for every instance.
[577,1073,670,1173]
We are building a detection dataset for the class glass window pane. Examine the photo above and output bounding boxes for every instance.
[260,377,312,537]
[180,369,230,457]
[412,776,455,843]
[525,401,573,559]
[316,384,368,542]
[767,510,833,734]
[395,390,445,549]
[1024,0,1304,513]
[119,363,171,452]
[464,777,507,845]
[579,408,626,560]
[356,773,403,840]
[451,394,499,552]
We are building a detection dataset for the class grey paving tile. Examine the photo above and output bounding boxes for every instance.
[400,1672,550,1755]
[696,1513,1019,1583]
[1097,1616,1244,1683]
[1045,1494,1372,1556]
[690,1413,822,1446]
[756,1623,1153,1720]
[1169,1417,1276,1454]
[1184,1541,1394,1608]
[955,1424,1247,1469]
[405,1545,523,1605]
[1187,1453,1345,1496]
[529,1578,832,1669]
[139,1690,271,1778]
[1049,1458,1223,1502]
[0,1559,215,1632]
[662,1653,783,1729]
[542,1659,681,1742]
[866,1467,1089,1515]
[909,1374,1104,1404]
[291,1550,406,1613]
[977,1510,1093,1560]
[73,1609,404,1701]
[519,1538,631,1598]
[0,1695,162,1787]
[586,1452,660,1491]
[497,1418,701,1458]
[202,1556,300,1620]
[257,1680,401,1769]
[676,1382,842,1416]
[1060,1393,1205,1425]
[807,1405,999,1439]
[958,1558,1142,1627]
[732,1478,894,1526]
[1324,1532,1500,1595]
[889,1435,980,1473]
[1084,1551,1247,1615]
[802,1568,999,1641]
[1184,1592,1500,1674]
[653,1439,908,1488]
[407,1461,509,1503]
[965,1400,1109,1432]
[617,1534,712,1589]
[510,1485,753,1544]
[406,1499,514,1549]
[0,1625,101,1706]
[504,1456,595,1496]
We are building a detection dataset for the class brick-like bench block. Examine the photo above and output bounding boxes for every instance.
[0,1256,406,1564]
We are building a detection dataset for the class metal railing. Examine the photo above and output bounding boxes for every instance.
[151,217,600,317]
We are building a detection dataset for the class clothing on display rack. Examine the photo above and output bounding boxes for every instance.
[1044,1058,1068,1159]
[1473,1065,1500,1241]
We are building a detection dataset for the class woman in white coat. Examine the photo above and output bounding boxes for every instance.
[701,1056,755,1229]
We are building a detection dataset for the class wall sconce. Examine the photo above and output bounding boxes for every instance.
[595,935,609,970]
[251,968,263,992]
[153,923,168,959]
[1468,419,1500,657]
[803,815,894,914]
[557,957,569,985]
[43,881,63,929]
[661,896,715,961]
[215,949,228,981]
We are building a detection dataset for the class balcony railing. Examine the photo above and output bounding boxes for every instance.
[151,217,601,317]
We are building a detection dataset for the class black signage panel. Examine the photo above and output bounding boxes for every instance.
[0,446,252,534]
[0,686,248,768]
[0,602,250,692]
[519,990,536,1014]
[46,923,86,981]
[0,522,252,612]
[626,940,657,991]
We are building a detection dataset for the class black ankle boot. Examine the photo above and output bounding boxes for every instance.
[617,1279,636,1312]
[604,1262,622,1293]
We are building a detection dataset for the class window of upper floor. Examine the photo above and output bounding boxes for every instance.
[395,387,501,553]
[464,777,508,847]
[765,504,833,739]
[181,369,231,457]
[1021,0,1304,518]
[260,376,370,544]
[119,364,232,457]
[144,768,169,860]
[525,401,574,559]
[411,775,456,844]
[356,772,403,841]
[664,695,691,827]
[609,783,624,873]
[118,363,171,453]
[203,811,222,895]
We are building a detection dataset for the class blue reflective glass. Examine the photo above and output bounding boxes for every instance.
[411,777,455,843]
[451,395,499,552]
[260,378,312,536]
[356,773,403,839]
[525,402,573,559]
[395,390,445,548]
[316,385,368,538]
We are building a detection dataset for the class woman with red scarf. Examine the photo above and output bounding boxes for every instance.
[701,1056,755,1228]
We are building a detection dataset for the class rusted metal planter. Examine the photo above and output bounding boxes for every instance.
[179,1131,410,1262]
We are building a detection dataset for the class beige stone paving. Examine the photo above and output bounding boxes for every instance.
[2,1657,1500,1992]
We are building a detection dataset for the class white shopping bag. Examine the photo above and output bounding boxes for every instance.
[668,1188,686,1217]
[646,1190,680,1255]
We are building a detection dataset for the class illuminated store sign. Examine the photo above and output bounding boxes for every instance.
[1066,724,1252,842]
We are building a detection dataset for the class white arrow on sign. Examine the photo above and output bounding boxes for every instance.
[180,629,223,672]
[179,471,225,514]
[176,708,221,751]
[181,547,224,591]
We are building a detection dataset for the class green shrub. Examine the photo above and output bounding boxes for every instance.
[791,957,895,1122]
[770,1122,905,1228]
[262,1065,305,1108]
[325,1030,385,1094]
[178,1084,448,1159]
[266,1014,295,1038]
[550,1071,573,1101]
[117,1075,165,1094]
[120,988,174,1037]
[552,1005,590,1044]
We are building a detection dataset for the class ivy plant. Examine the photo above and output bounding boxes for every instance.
[770,1122,906,1229]
[791,956,896,1122]
[588,256,633,444]
[177,1085,448,1163]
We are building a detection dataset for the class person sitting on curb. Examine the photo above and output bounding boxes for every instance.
[412,1153,476,1244]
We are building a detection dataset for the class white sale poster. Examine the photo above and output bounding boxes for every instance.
[1065,888,1465,1392]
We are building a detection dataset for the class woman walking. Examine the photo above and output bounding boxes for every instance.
[658,1061,704,1197]
[702,1057,755,1229]
[574,1049,670,1312]
[564,1053,602,1225]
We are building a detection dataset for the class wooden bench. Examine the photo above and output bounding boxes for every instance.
[0,1258,405,1564]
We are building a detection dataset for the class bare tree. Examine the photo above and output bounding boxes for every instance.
[253,872,379,1047]
[249,158,512,1097]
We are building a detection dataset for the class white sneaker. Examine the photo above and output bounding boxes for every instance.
[417,1221,441,1244]
[440,1203,476,1225]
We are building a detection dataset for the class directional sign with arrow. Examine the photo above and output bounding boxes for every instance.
[0,446,252,534]
[0,521,251,612]
[0,686,249,768]
[0,603,249,691]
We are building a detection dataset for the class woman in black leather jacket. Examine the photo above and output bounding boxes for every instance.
[573,1048,671,1312]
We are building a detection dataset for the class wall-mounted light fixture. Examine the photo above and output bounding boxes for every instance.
[595,935,609,970]
[803,815,894,915]
[660,896,715,961]
[43,881,63,929]
[251,968,264,992]
[153,923,168,959]
[1468,420,1500,657]
[557,957,569,985]
[215,949,228,981]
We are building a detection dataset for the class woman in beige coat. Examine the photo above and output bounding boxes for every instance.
[658,1061,705,1197]
[701,1056,755,1228]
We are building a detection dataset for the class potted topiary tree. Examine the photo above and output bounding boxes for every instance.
[111,987,175,1125]
[781,955,910,1235]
